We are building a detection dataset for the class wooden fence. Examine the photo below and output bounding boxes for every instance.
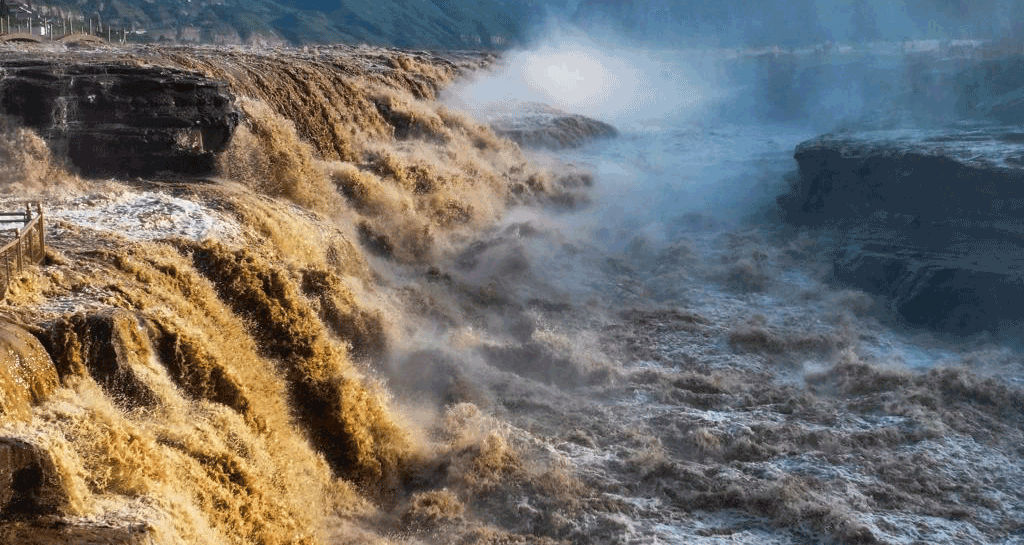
[0,203,44,296]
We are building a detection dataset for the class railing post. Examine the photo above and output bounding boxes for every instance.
[38,206,44,262]
[15,229,22,272]
[25,223,33,262]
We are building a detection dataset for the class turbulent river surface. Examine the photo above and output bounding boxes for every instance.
[0,40,1022,545]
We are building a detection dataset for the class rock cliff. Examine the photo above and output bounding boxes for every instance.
[779,125,1024,334]
[0,57,240,177]
[781,126,1024,222]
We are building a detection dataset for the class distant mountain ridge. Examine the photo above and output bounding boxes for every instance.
[572,0,1024,48]
[3,0,573,47]
[7,0,1023,48]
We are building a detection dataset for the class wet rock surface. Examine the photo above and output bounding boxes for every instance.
[0,58,239,177]
[781,125,1024,221]
[779,124,1024,334]
[0,516,153,545]
[488,103,618,149]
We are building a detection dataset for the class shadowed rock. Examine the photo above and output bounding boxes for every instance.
[0,58,239,177]
[44,309,159,408]
[0,437,68,518]
[780,126,1024,222]
[952,54,1024,122]
[0,515,152,544]
[779,125,1024,335]
[488,103,618,149]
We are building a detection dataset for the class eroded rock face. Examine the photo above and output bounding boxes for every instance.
[488,103,618,150]
[0,437,68,517]
[779,125,1024,335]
[0,519,152,545]
[824,222,1024,334]
[0,59,240,177]
[780,126,1024,222]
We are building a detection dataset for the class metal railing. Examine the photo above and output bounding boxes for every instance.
[0,202,44,296]
[0,13,135,44]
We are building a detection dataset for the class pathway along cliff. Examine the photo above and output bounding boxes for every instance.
[0,43,1021,545]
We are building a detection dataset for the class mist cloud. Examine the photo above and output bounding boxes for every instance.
[446,27,712,128]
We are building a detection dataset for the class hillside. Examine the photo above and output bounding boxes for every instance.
[572,0,1024,48]
[8,0,1024,48]
[4,0,573,47]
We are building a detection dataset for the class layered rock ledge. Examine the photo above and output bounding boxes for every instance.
[781,125,1024,222]
[779,125,1024,335]
[0,58,240,177]
[487,103,618,150]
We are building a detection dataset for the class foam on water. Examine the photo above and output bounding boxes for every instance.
[47,190,244,243]
[491,92,1024,541]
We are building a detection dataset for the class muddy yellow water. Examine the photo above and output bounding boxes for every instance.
[0,45,577,544]
[0,44,1021,545]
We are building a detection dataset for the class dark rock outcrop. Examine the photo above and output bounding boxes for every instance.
[488,103,618,150]
[45,309,160,407]
[0,519,153,545]
[982,86,1024,123]
[0,58,240,177]
[825,222,1024,334]
[779,125,1024,335]
[781,126,1024,223]
[0,437,70,518]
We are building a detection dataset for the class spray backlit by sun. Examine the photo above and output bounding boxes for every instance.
[521,48,621,112]
[448,30,708,126]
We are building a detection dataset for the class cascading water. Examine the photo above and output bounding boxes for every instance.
[46,67,74,159]
[0,38,1019,545]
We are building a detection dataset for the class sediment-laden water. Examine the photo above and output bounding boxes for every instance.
[0,41,1021,545]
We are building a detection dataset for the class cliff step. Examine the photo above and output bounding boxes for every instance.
[488,102,618,150]
[0,58,240,178]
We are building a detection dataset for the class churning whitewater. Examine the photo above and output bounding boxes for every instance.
[0,36,1021,545]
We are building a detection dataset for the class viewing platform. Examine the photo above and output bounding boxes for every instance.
[0,32,108,45]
